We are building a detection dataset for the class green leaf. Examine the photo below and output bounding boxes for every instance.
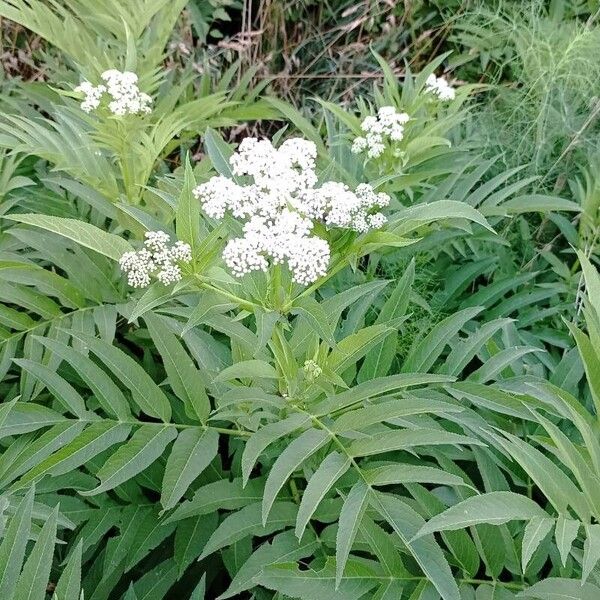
[13,358,88,419]
[295,452,350,539]
[174,514,217,578]
[200,501,298,558]
[331,397,462,433]
[68,331,172,422]
[414,492,548,539]
[349,428,484,457]
[402,307,482,373]
[219,530,318,599]
[242,414,310,484]
[161,428,218,511]
[582,524,600,583]
[374,493,460,600]
[14,504,58,600]
[364,464,470,489]
[3,214,132,260]
[16,422,131,489]
[204,127,235,178]
[336,480,370,587]
[165,477,266,524]
[328,325,394,374]
[53,539,82,600]
[215,359,279,382]
[33,336,131,421]
[521,517,554,572]
[291,296,336,347]
[262,428,329,524]
[0,486,34,599]
[145,313,210,422]
[554,515,579,567]
[83,425,177,495]
[176,155,200,255]
[314,373,454,416]
[520,578,600,599]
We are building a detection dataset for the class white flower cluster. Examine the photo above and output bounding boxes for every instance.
[119,231,192,288]
[303,359,322,381]
[425,74,455,101]
[351,106,410,158]
[75,70,152,116]
[193,137,389,285]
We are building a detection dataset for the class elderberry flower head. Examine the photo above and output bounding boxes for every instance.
[193,137,390,285]
[119,231,191,288]
[75,70,152,116]
[351,106,410,159]
[425,74,455,101]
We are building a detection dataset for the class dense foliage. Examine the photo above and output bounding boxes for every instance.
[0,1,599,599]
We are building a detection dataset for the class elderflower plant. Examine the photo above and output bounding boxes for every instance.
[193,137,390,285]
[425,74,456,101]
[75,70,152,116]
[351,106,410,159]
[119,231,192,288]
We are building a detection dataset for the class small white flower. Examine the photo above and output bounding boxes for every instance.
[425,74,456,101]
[75,70,152,116]
[194,136,390,285]
[119,231,191,288]
[352,106,410,159]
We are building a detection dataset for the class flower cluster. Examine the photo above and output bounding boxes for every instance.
[119,231,192,288]
[425,74,455,101]
[351,106,410,159]
[193,137,389,285]
[303,359,322,381]
[75,70,152,116]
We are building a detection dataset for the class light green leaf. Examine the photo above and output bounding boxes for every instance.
[374,493,460,600]
[201,501,298,558]
[328,325,394,374]
[415,492,548,538]
[16,422,131,489]
[215,359,279,382]
[295,452,351,539]
[262,428,329,524]
[14,504,58,600]
[83,425,177,495]
[291,296,336,347]
[336,480,370,587]
[520,578,600,599]
[3,214,132,260]
[0,486,34,599]
[13,358,88,419]
[554,515,579,567]
[350,428,483,457]
[582,524,600,583]
[161,428,218,511]
[145,313,210,422]
[204,127,235,178]
[176,155,200,255]
[53,539,82,600]
[364,464,470,489]
[242,414,310,484]
[521,517,554,572]
[68,331,172,422]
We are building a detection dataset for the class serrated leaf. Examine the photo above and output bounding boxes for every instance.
[242,414,310,484]
[295,452,350,539]
[3,214,132,260]
[415,492,547,539]
[262,428,329,524]
[201,501,297,558]
[554,515,579,567]
[521,517,554,572]
[336,480,370,587]
[374,493,460,600]
[215,359,278,382]
[161,428,218,511]
[83,425,177,495]
[68,331,171,422]
[0,485,34,598]
[53,539,82,600]
[16,422,131,489]
[145,313,210,422]
[14,504,58,600]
